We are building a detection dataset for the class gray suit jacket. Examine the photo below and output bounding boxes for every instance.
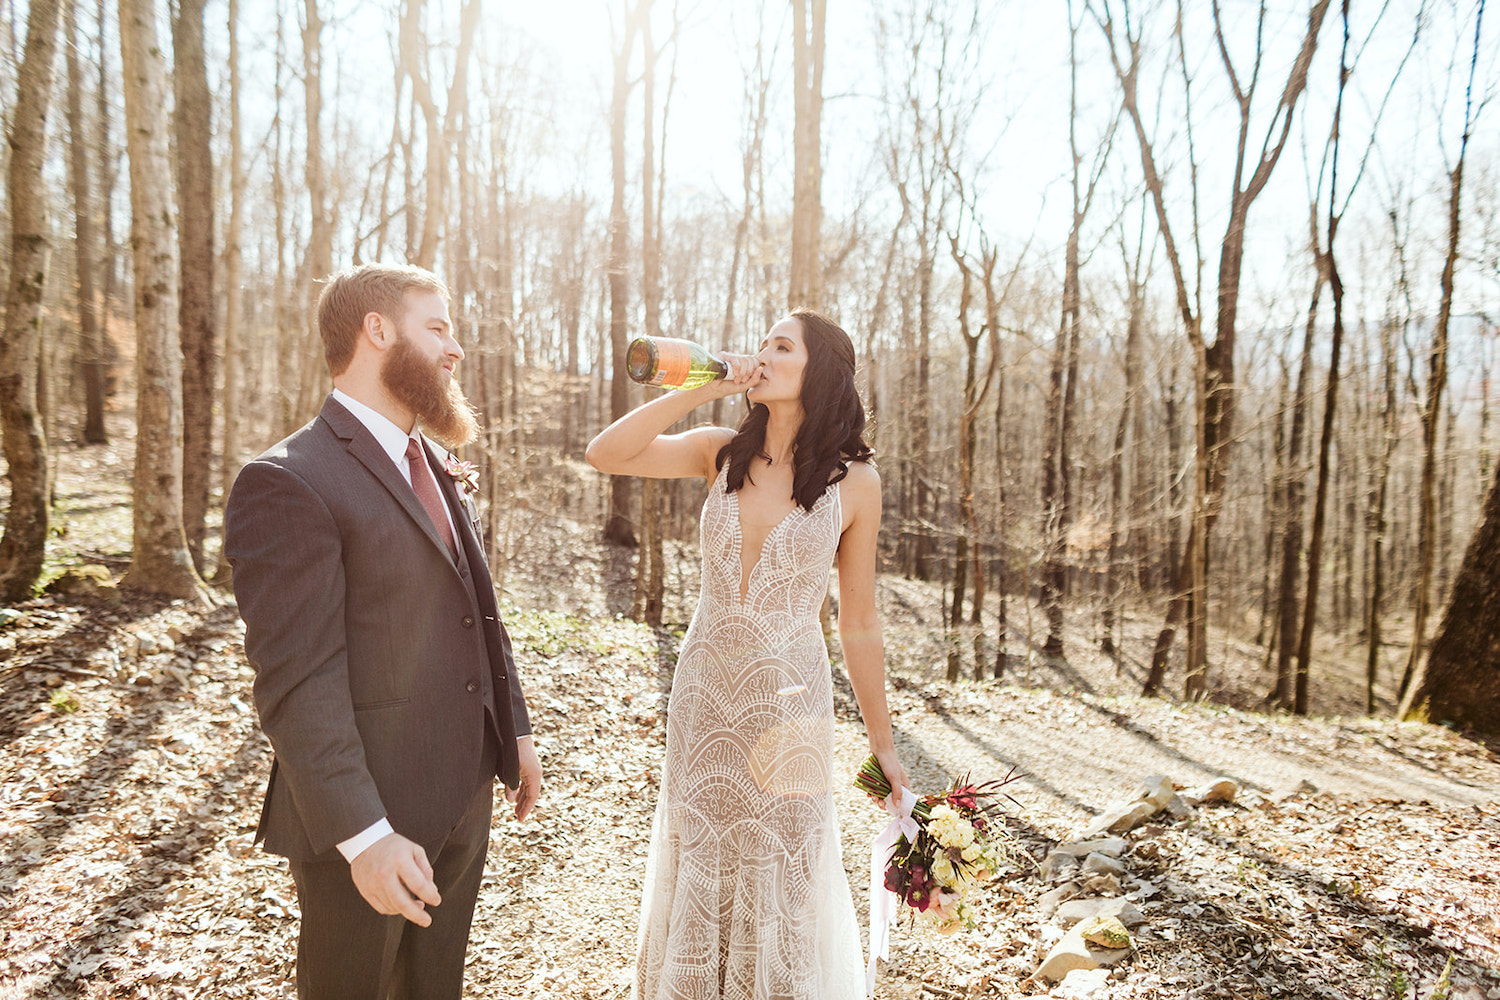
[225,395,531,861]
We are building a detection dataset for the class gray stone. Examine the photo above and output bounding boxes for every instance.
[1038,882,1082,920]
[1271,779,1319,802]
[1036,926,1131,983]
[1040,852,1080,881]
[1080,873,1123,896]
[1138,775,1175,810]
[0,608,25,627]
[1182,778,1238,805]
[1055,896,1147,929]
[1164,794,1196,821]
[1082,800,1158,838]
[1082,852,1127,877]
[1054,968,1111,999]
[1052,837,1128,859]
[1078,915,1132,949]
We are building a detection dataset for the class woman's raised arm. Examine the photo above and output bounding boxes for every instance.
[585,355,760,481]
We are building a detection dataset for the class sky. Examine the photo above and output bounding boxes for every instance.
[207,0,1497,340]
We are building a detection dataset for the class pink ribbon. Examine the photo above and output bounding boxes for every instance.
[867,786,918,997]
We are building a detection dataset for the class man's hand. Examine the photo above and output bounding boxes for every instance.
[506,735,542,822]
[349,832,441,926]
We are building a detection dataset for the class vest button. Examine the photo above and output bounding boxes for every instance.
[466,680,479,693]
[462,616,474,628]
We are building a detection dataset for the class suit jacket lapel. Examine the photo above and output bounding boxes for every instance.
[319,397,459,570]
[423,434,489,577]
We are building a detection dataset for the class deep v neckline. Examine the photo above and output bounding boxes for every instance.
[728,486,800,603]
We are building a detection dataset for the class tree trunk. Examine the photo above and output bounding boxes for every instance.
[1293,7,1350,715]
[641,12,661,339]
[1366,311,1399,715]
[788,0,825,308]
[1400,453,1500,732]
[1275,267,1322,708]
[173,0,216,573]
[67,0,107,446]
[215,0,246,583]
[1103,252,1144,657]
[604,0,644,547]
[0,0,62,603]
[300,0,332,421]
[1400,0,1484,712]
[118,0,207,600]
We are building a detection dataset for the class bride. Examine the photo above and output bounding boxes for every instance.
[587,309,908,1000]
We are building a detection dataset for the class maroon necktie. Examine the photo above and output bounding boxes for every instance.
[405,437,457,559]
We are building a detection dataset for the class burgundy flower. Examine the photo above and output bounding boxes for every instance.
[884,864,907,894]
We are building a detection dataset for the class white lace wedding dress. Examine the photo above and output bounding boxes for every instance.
[634,465,865,1000]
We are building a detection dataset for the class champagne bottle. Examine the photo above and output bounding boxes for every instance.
[626,336,728,390]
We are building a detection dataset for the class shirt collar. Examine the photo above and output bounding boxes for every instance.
[331,388,423,470]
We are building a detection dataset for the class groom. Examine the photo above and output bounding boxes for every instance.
[225,262,541,999]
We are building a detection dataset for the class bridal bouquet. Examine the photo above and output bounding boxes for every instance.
[854,755,1020,934]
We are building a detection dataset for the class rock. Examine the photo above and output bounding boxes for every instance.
[1055,896,1147,929]
[1164,794,1196,821]
[1054,968,1111,999]
[0,608,24,627]
[168,624,187,644]
[0,635,15,658]
[1040,852,1081,881]
[46,565,120,602]
[1272,779,1318,802]
[134,633,160,656]
[1138,775,1175,809]
[1036,926,1131,983]
[1082,800,1159,838]
[1080,873,1123,896]
[1078,915,1133,949]
[1082,852,1126,877]
[1038,882,1082,920]
[1052,837,1128,859]
[1183,778,1238,805]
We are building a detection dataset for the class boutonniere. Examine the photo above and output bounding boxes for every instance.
[444,455,481,498]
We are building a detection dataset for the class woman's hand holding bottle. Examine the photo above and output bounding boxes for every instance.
[706,352,763,397]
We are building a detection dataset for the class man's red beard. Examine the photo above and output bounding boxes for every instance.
[381,328,479,449]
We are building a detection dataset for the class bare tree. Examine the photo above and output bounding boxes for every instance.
[1401,0,1488,716]
[604,0,647,547]
[118,0,207,599]
[788,0,825,308]
[215,0,246,582]
[1095,0,1330,698]
[174,0,216,572]
[66,0,106,446]
[0,0,60,602]
[1041,0,1116,656]
[298,0,332,422]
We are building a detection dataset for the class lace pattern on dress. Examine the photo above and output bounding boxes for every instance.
[634,464,864,1000]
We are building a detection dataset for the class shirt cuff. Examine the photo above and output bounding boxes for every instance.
[337,818,394,862]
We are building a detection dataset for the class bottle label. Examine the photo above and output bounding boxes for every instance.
[654,340,692,388]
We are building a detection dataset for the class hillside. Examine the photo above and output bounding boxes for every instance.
[0,437,1497,999]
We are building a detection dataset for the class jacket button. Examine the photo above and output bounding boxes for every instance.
[462,616,475,628]
[466,681,479,693]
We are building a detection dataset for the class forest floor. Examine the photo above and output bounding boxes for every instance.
[2,432,1499,1000]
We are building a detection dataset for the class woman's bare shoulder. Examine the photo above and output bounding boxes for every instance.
[839,460,881,503]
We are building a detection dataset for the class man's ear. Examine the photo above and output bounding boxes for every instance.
[361,311,390,349]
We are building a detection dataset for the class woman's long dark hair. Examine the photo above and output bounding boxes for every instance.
[715,309,873,511]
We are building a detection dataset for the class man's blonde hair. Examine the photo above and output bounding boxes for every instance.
[316,263,450,375]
